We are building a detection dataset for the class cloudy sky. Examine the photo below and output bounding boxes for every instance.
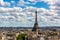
[0,0,60,27]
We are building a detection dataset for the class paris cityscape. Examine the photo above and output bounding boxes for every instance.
[0,11,60,40]
[0,0,60,40]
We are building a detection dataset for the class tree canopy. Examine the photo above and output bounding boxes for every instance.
[17,33,26,40]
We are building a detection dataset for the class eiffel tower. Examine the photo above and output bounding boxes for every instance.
[32,11,39,31]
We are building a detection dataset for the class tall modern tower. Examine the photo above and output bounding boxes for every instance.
[32,11,39,31]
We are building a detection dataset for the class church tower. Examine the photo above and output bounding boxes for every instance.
[32,11,39,31]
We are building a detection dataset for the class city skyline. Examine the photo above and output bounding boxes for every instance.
[0,0,60,27]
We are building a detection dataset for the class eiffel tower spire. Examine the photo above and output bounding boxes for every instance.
[32,11,39,31]
[35,11,38,24]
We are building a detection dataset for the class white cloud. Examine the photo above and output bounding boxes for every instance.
[11,0,15,3]
[17,0,29,6]
[29,0,37,2]
[0,0,10,6]
[0,6,49,27]
[0,1,60,27]
[41,0,58,5]
[41,0,60,24]
[0,7,22,13]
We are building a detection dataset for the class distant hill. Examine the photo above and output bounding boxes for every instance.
[0,26,60,30]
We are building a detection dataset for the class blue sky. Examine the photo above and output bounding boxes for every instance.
[3,0,50,9]
[0,0,60,27]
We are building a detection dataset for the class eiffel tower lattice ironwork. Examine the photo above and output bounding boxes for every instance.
[32,11,39,31]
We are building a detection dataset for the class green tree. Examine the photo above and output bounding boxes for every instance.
[17,34,26,40]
